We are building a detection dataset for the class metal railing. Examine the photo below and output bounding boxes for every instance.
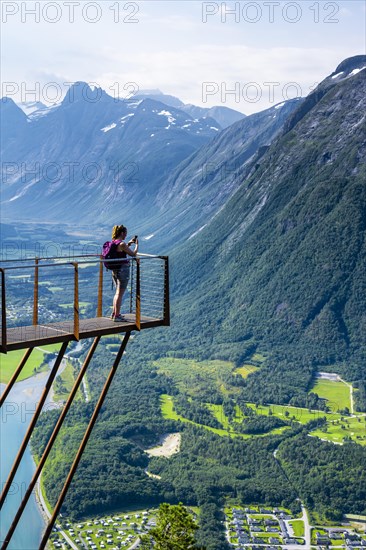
[0,253,170,550]
[0,254,169,352]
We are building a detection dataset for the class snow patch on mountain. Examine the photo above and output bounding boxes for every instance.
[127,100,143,109]
[27,103,61,121]
[17,101,47,115]
[101,123,117,132]
[188,224,207,240]
[331,71,344,79]
[349,66,366,76]
[120,113,135,125]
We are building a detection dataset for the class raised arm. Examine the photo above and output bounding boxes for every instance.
[119,239,139,257]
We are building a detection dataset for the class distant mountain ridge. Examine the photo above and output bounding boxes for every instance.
[1,83,223,224]
[2,83,289,230]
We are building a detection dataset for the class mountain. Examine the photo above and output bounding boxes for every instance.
[0,83,222,224]
[181,104,246,128]
[0,98,29,139]
[135,97,303,251]
[17,100,48,116]
[160,56,366,407]
[134,91,246,128]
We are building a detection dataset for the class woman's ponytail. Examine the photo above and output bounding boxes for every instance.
[112,225,127,239]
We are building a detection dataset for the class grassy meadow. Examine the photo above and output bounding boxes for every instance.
[310,378,352,412]
[0,344,61,383]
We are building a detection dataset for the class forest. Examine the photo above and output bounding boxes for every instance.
[31,338,366,549]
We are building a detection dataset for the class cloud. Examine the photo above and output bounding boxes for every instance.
[95,45,345,114]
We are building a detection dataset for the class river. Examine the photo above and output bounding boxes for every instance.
[0,369,60,548]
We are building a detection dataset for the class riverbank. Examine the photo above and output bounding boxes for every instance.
[0,351,70,549]
[0,374,48,549]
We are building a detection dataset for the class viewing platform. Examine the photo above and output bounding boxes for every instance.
[0,253,169,353]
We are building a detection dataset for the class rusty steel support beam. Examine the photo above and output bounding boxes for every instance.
[38,332,131,550]
[1,337,101,550]
[0,268,7,352]
[0,348,34,408]
[0,341,69,510]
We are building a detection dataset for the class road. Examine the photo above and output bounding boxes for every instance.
[339,376,354,413]
[127,538,141,549]
[301,504,311,549]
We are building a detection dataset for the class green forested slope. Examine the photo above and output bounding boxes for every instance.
[158,64,366,409]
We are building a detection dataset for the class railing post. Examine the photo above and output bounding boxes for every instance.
[135,259,141,330]
[97,260,103,317]
[33,257,39,325]
[129,261,134,314]
[73,262,79,340]
[163,257,170,326]
[0,269,7,353]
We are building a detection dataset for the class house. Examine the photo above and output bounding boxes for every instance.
[265,519,278,526]
[248,518,261,525]
[316,534,330,545]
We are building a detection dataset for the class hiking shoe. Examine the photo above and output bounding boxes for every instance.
[113,314,127,322]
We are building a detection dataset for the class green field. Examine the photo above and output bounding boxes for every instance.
[156,357,364,447]
[246,402,338,424]
[234,364,259,378]
[161,394,366,445]
[310,378,352,412]
[290,519,305,537]
[154,357,235,396]
[160,395,289,439]
[0,344,61,383]
[310,415,366,446]
[53,360,84,402]
[59,301,90,314]
[161,395,232,436]
[251,353,266,363]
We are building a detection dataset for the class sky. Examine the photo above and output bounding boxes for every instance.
[1,0,365,114]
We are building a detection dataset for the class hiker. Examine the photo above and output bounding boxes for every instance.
[110,225,139,322]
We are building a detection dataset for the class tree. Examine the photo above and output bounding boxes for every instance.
[140,502,201,549]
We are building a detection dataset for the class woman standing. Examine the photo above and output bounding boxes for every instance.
[110,225,139,321]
